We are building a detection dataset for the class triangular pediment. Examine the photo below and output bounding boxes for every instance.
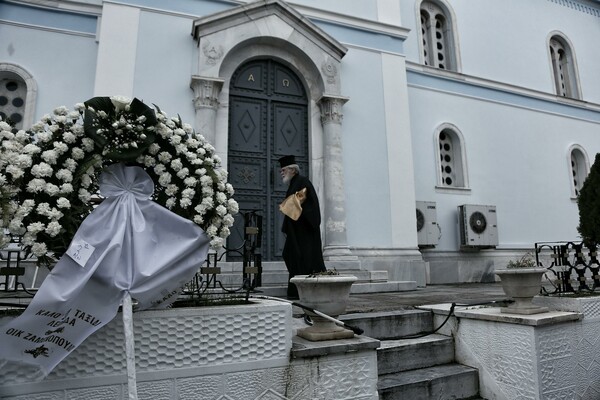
[192,0,347,60]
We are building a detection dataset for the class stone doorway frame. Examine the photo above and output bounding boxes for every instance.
[191,0,356,260]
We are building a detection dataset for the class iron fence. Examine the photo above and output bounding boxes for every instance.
[535,241,600,295]
[179,210,263,306]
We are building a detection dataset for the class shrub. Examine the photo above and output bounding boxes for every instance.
[577,153,600,246]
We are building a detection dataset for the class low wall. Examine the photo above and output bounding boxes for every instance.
[423,296,600,400]
[0,299,380,400]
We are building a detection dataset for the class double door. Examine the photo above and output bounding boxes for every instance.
[227,59,308,260]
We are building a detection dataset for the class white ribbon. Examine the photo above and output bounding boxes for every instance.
[0,163,210,378]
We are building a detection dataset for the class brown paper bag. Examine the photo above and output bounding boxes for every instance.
[279,188,307,221]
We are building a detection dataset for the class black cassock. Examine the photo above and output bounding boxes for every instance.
[281,174,326,297]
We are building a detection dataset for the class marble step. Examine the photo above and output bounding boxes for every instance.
[377,334,455,375]
[339,309,433,339]
[378,363,479,400]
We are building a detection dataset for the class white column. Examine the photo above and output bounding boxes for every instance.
[318,95,356,261]
[190,76,224,146]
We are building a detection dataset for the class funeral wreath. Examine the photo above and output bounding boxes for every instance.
[0,96,238,266]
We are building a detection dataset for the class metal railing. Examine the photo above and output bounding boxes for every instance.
[0,235,36,295]
[180,210,263,305]
[535,241,600,295]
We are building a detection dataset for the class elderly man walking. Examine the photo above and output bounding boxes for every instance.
[278,155,326,299]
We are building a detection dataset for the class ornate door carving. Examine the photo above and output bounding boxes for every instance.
[227,60,308,260]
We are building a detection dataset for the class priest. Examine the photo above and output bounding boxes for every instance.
[278,155,326,298]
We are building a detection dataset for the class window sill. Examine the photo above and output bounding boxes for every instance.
[435,186,471,194]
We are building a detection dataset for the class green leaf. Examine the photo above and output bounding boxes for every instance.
[130,98,157,126]
[83,97,115,115]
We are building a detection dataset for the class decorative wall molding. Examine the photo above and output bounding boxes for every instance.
[546,0,600,17]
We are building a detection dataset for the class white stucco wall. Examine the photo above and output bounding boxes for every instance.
[409,85,600,251]
[0,23,97,120]
[400,0,600,103]
[341,47,394,247]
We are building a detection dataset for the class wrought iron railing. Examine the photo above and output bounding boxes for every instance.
[0,235,36,295]
[535,241,600,295]
[180,210,263,305]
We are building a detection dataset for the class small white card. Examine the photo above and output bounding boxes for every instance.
[66,239,95,268]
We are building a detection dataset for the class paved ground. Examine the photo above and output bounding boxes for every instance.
[1,282,510,316]
[344,282,507,314]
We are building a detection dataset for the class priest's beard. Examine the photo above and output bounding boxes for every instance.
[282,175,292,185]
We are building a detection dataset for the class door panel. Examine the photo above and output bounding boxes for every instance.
[229,99,264,154]
[273,103,306,156]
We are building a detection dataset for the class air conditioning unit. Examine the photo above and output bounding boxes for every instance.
[458,204,498,248]
[416,201,439,247]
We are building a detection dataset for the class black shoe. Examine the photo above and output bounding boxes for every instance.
[303,315,313,326]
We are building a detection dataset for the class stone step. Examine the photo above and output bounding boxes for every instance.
[377,334,455,375]
[378,363,479,400]
[339,309,433,340]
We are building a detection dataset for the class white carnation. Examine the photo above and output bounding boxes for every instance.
[6,165,24,179]
[227,199,239,214]
[71,147,85,160]
[56,169,73,182]
[44,183,60,196]
[62,131,77,143]
[210,237,224,249]
[53,142,68,154]
[60,183,74,194]
[82,138,95,152]
[45,221,62,237]
[158,172,172,186]
[22,144,41,154]
[31,242,48,257]
[180,198,192,208]
[41,150,58,164]
[31,162,53,178]
[158,152,172,163]
[165,184,178,196]
[56,197,71,208]
[182,188,195,199]
[171,159,183,172]
[27,222,45,234]
[216,205,227,217]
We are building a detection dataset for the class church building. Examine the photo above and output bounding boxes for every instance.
[2,0,599,286]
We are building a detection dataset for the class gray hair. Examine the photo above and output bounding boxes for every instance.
[287,164,300,174]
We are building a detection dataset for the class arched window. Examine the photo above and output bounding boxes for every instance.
[435,124,468,188]
[419,0,459,71]
[568,145,589,198]
[0,64,37,130]
[549,35,580,99]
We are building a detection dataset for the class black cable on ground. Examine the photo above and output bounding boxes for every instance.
[399,299,512,340]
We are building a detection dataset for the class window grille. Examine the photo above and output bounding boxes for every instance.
[438,128,465,188]
[0,76,27,130]
[420,1,455,71]
[570,147,589,197]
[549,36,580,99]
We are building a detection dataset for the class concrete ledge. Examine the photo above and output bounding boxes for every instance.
[418,303,581,326]
[291,335,380,358]
[350,281,417,293]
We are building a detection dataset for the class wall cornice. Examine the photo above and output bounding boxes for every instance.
[546,0,600,17]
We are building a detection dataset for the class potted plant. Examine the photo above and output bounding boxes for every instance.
[290,270,357,341]
[495,253,548,315]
